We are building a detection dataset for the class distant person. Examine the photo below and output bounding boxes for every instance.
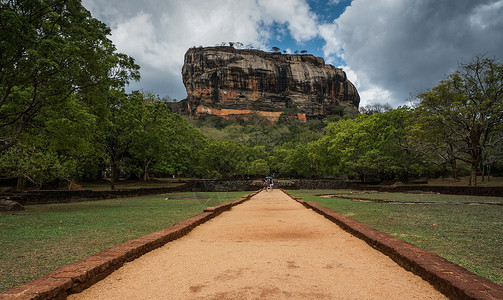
[264,179,269,191]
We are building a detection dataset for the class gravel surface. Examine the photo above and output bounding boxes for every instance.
[69,189,446,299]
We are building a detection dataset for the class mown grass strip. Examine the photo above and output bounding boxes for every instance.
[287,189,503,286]
[0,191,249,293]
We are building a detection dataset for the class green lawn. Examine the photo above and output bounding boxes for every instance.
[0,191,249,293]
[287,189,503,286]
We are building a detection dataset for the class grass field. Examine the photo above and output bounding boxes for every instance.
[287,189,503,286]
[415,176,503,187]
[0,191,250,293]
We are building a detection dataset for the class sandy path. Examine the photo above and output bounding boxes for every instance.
[69,190,446,299]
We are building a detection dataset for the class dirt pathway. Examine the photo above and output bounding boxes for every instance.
[69,190,446,299]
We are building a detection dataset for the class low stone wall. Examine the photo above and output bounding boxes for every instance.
[0,185,192,206]
[189,180,256,192]
[249,179,348,190]
[0,180,261,206]
[348,184,503,197]
[292,179,348,189]
[0,190,261,300]
[282,189,503,300]
[3,180,502,207]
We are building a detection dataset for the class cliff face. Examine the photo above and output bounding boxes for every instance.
[181,47,359,122]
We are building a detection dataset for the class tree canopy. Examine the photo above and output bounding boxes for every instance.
[0,0,140,152]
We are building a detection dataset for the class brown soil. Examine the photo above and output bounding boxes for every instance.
[69,189,446,299]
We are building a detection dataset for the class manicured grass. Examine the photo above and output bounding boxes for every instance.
[410,176,503,187]
[287,189,503,286]
[0,191,250,293]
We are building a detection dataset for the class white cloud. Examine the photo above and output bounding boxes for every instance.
[82,0,319,99]
[469,0,503,30]
[256,0,318,42]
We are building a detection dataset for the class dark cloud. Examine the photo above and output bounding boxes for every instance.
[335,0,503,106]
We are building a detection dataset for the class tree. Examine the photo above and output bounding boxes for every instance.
[300,50,307,54]
[359,103,393,115]
[248,159,270,177]
[193,140,245,179]
[0,0,140,152]
[101,90,136,189]
[417,56,503,186]
[271,46,280,53]
[316,107,424,182]
[412,104,464,179]
[0,92,100,189]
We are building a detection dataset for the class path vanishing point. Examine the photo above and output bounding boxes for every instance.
[69,189,446,299]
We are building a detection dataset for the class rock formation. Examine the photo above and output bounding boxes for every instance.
[180,46,359,122]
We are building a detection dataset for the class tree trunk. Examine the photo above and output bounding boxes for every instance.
[143,159,151,181]
[481,164,485,182]
[469,162,478,187]
[16,176,25,191]
[450,159,459,180]
[111,155,117,190]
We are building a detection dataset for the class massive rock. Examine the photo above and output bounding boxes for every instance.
[180,47,360,122]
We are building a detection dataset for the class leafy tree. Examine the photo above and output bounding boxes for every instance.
[193,140,245,178]
[100,90,137,189]
[271,46,280,53]
[359,103,393,115]
[0,91,99,189]
[248,159,270,176]
[0,0,140,153]
[317,107,424,182]
[417,56,503,186]
[412,105,464,179]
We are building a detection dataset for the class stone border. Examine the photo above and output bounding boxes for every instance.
[282,189,503,300]
[0,190,261,300]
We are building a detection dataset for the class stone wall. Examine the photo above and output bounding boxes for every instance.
[3,180,502,207]
[0,185,192,206]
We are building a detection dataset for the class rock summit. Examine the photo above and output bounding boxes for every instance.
[180,46,360,122]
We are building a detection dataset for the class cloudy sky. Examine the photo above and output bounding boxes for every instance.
[82,0,503,107]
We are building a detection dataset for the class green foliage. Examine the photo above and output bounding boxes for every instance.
[248,159,270,176]
[193,139,246,179]
[0,0,140,152]
[99,90,205,187]
[314,107,427,181]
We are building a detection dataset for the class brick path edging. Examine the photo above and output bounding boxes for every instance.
[281,189,503,300]
[0,190,261,300]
